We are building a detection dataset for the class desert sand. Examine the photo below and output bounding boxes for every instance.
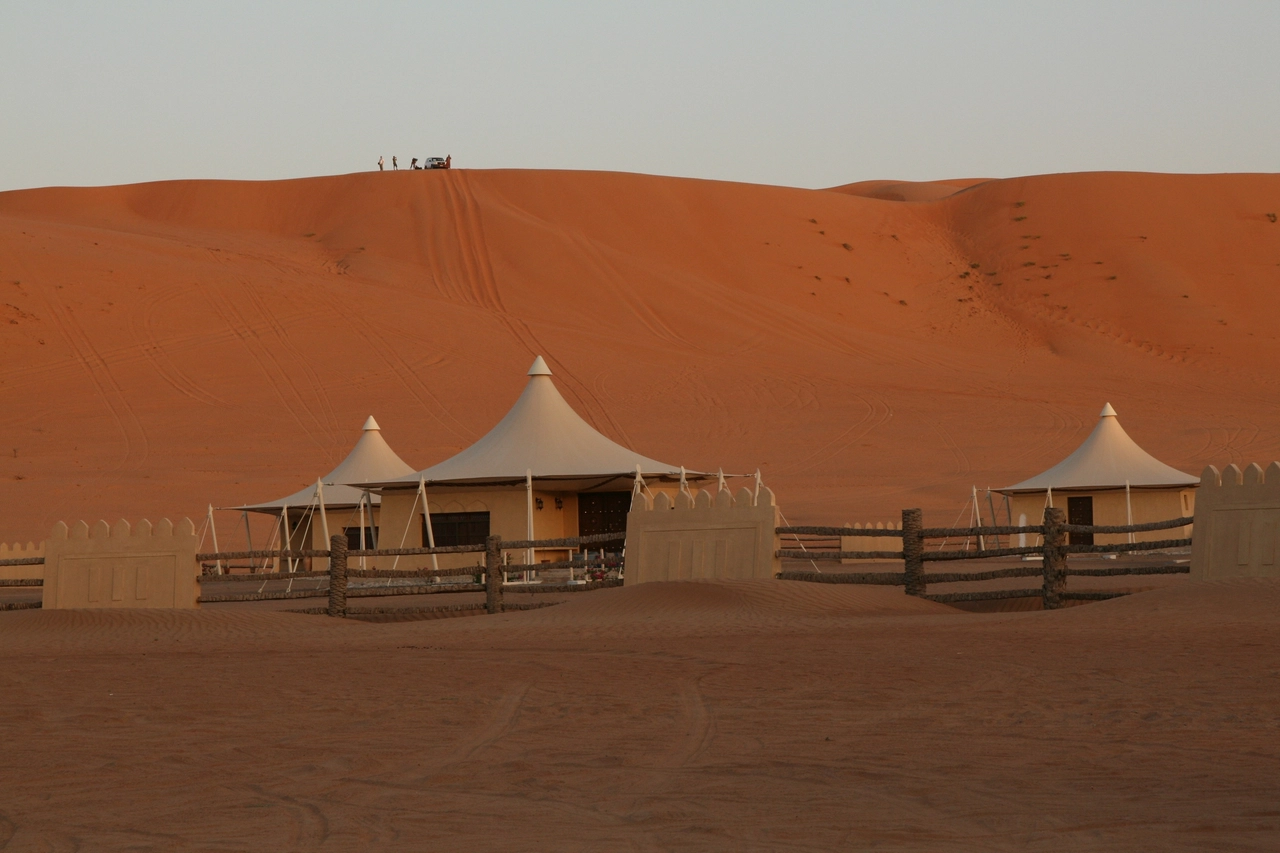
[0,577,1276,850]
[1,169,1278,848]
[2,169,1279,539]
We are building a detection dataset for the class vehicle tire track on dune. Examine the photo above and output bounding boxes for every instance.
[234,279,342,440]
[441,173,632,441]
[565,228,693,350]
[306,288,472,440]
[791,391,893,475]
[929,419,972,476]
[200,277,331,451]
[130,283,227,407]
[40,296,148,471]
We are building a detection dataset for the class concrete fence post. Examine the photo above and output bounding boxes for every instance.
[902,508,925,596]
[485,534,503,614]
[328,534,348,617]
[1041,507,1067,610]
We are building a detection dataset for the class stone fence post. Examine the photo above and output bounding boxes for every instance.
[901,508,925,596]
[1041,507,1067,610]
[485,535,503,614]
[328,534,348,617]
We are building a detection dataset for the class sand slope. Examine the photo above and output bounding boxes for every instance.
[1,169,1279,537]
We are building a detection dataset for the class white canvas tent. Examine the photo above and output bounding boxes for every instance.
[997,403,1197,544]
[235,416,416,567]
[366,357,723,569]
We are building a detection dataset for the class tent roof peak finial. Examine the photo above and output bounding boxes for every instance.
[1099,403,1118,418]
[527,356,552,377]
[363,415,381,431]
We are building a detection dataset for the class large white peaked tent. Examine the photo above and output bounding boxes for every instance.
[235,417,416,567]
[1000,403,1198,493]
[997,403,1197,545]
[376,356,709,490]
[367,357,719,569]
[240,416,416,511]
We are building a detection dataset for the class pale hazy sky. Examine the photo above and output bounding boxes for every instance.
[2,1,1278,192]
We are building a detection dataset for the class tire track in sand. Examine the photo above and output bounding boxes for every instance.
[200,279,333,452]
[129,282,227,407]
[440,172,632,442]
[244,784,330,850]
[40,296,149,471]
[305,287,472,441]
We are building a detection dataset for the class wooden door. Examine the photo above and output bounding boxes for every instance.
[1067,496,1094,546]
[578,492,631,538]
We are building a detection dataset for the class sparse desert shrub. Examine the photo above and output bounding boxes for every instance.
[1268,213,1277,223]
[1013,216,1027,221]
[841,243,852,251]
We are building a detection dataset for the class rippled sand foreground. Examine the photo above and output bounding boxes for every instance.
[2,577,1277,851]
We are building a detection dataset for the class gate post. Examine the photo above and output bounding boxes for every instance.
[902,508,925,596]
[485,535,503,614]
[327,534,348,618]
[1041,507,1067,610]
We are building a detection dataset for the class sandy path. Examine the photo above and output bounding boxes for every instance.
[1,579,1277,850]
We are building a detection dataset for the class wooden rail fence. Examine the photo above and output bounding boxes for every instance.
[776,508,1192,609]
[0,532,625,615]
[197,532,627,615]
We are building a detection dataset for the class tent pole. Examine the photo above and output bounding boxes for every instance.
[419,478,438,572]
[1125,480,1134,544]
[753,469,763,506]
[358,490,367,570]
[971,485,984,552]
[316,479,331,570]
[525,469,534,579]
[207,504,223,575]
[986,488,1000,548]
[242,511,253,569]
[281,504,293,573]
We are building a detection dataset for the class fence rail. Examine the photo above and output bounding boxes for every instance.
[777,507,1193,610]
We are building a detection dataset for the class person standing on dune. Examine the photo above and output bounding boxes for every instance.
[392,156,398,170]
[378,156,384,171]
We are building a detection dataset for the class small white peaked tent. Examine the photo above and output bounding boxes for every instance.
[237,416,416,563]
[997,403,1197,545]
[368,357,718,568]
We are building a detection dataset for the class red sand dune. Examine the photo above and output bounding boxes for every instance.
[2,169,1279,538]
[1,577,1278,849]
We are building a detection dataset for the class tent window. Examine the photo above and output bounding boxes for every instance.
[1067,497,1094,546]
[423,512,490,547]
[578,492,631,538]
[344,526,376,550]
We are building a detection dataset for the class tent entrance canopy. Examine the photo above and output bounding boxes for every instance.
[364,357,727,495]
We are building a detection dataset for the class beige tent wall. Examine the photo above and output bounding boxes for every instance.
[374,484,688,570]
[375,488,583,570]
[1007,488,1194,546]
